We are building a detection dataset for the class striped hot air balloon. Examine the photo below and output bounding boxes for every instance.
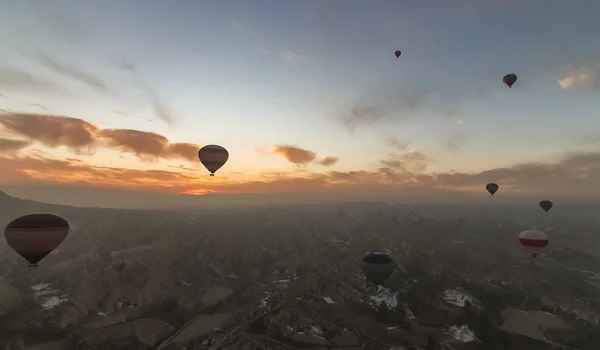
[4,214,69,267]
[518,230,549,258]
[198,145,229,176]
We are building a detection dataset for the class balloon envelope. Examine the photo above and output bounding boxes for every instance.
[539,200,553,212]
[503,74,517,88]
[361,252,396,286]
[486,183,499,196]
[4,214,69,266]
[394,50,401,58]
[518,230,549,258]
[198,145,229,176]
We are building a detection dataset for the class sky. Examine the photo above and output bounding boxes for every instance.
[0,0,600,206]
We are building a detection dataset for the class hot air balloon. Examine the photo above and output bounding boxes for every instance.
[361,252,396,286]
[503,74,517,88]
[4,214,69,267]
[539,200,553,212]
[486,183,499,196]
[394,50,401,58]
[518,229,549,258]
[198,145,229,176]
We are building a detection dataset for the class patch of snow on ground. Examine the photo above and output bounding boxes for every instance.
[368,286,398,309]
[31,283,69,310]
[442,289,478,308]
[31,283,51,292]
[40,295,69,310]
[447,325,478,343]
[404,304,416,319]
[260,292,271,308]
[309,325,324,338]
[323,296,335,304]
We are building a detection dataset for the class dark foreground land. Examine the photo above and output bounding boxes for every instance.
[1,191,600,349]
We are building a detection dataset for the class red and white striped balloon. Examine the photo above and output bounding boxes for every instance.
[518,230,549,258]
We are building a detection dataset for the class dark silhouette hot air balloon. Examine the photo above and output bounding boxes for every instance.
[394,50,401,58]
[518,229,549,258]
[539,200,553,212]
[4,214,69,267]
[503,74,517,88]
[486,183,499,196]
[198,145,229,176]
[361,252,396,286]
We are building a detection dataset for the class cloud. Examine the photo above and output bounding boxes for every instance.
[317,156,339,166]
[0,138,31,153]
[558,65,597,90]
[3,150,600,199]
[0,113,98,152]
[147,88,178,127]
[0,65,66,95]
[0,112,198,162]
[118,60,137,73]
[100,129,197,162]
[443,131,468,152]
[272,145,317,165]
[30,103,49,111]
[271,145,340,167]
[384,135,410,151]
[229,19,249,34]
[340,80,466,129]
[380,150,432,173]
[578,132,600,146]
[29,52,112,95]
[281,50,307,65]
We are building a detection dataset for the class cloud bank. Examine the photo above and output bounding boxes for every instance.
[0,112,198,161]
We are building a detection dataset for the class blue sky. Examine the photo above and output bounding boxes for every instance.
[0,0,599,200]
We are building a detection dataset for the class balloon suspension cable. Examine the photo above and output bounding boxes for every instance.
[29,263,39,268]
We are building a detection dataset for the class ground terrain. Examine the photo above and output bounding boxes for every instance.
[1,191,599,349]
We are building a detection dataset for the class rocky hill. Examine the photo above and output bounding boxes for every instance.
[1,191,600,349]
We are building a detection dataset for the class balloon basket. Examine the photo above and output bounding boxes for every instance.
[209,173,214,177]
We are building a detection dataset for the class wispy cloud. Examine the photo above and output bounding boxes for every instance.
[317,156,339,166]
[118,60,137,73]
[0,64,67,96]
[340,81,466,130]
[29,51,112,96]
[146,87,178,127]
[383,135,410,152]
[281,50,307,65]
[229,19,250,35]
[558,65,597,90]
[443,130,468,152]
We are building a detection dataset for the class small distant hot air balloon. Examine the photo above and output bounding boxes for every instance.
[198,145,229,176]
[539,200,553,212]
[361,252,396,286]
[4,214,69,267]
[486,183,499,196]
[518,229,549,258]
[503,74,517,88]
[394,50,401,58]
